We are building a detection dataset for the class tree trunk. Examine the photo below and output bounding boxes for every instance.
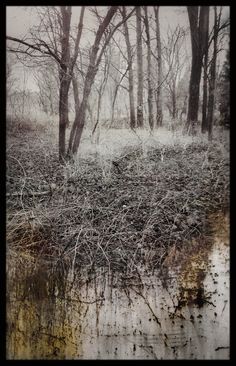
[186,6,207,134]
[201,7,210,133]
[207,7,218,141]
[68,68,95,155]
[180,96,188,121]
[136,6,144,128]
[154,6,163,127]
[202,55,208,133]
[172,86,177,119]
[68,6,118,157]
[59,76,70,161]
[144,6,154,131]
[72,74,80,114]
[58,6,72,161]
[122,6,136,129]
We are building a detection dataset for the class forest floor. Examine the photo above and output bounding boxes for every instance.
[6,122,230,287]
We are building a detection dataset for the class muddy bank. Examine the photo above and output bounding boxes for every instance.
[6,211,229,359]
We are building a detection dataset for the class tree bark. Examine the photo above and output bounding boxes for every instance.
[201,7,210,133]
[72,74,80,113]
[122,6,136,129]
[154,6,163,127]
[59,6,85,162]
[171,82,177,119]
[202,55,208,133]
[186,6,206,134]
[136,6,144,128]
[207,7,218,141]
[59,6,72,162]
[144,6,154,131]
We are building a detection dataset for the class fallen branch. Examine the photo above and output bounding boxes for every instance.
[6,190,51,197]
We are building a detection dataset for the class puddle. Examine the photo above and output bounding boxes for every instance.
[6,212,229,359]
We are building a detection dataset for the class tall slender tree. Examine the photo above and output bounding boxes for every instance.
[7,6,85,161]
[186,6,208,134]
[121,6,136,129]
[68,7,135,156]
[144,6,154,131]
[154,6,163,127]
[136,6,144,128]
[207,7,219,141]
[218,49,230,128]
[201,7,210,133]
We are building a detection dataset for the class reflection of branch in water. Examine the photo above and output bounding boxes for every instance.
[139,344,158,359]
[215,346,229,351]
[221,300,228,315]
[130,287,162,327]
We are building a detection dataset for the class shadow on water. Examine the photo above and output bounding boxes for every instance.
[6,211,229,359]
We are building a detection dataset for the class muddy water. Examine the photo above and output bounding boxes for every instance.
[6,213,229,360]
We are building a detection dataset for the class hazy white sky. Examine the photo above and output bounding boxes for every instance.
[6,6,229,91]
[6,6,191,37]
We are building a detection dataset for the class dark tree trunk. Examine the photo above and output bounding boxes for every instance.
[59,76,70,161]
[202,55,208,133]
[72,74,80,113]
[201,7,210,133]
[67,6,118,157]
[154,6,163,127]
[207,7,218,141]
[172,87,177,119]
[68,68,96,155]
[58,6,85,162]
[136,6,144,128]
[186,6,207,134]
[122,6,136,129]
[144,6,154,131]
[58,6,72,162]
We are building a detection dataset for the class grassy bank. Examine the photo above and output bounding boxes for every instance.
[6,124,229,285]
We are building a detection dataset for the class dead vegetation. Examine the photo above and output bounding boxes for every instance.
[6,127,229,285]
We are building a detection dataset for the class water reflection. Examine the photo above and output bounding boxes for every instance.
[6,213,229,359]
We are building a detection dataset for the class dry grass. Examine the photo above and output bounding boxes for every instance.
[6,122,230,284]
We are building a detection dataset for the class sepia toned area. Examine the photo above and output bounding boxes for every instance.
[6,6,229,360]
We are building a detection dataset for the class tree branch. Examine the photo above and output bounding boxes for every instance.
[6,36,61,65]
[96,7,135,68]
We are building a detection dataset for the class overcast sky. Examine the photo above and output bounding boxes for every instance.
[6,6,229,92]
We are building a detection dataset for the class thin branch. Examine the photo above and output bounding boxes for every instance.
[6,36,61,65]
[96,7,135,68]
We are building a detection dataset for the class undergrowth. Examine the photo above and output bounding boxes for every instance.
[6,126,230,285]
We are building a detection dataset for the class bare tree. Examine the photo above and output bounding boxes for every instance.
[162,26,187,121]
[206,7,228,140]
[7,6,135,160]
[121,6,136,129]
[34,61,59,116]
[7,6,85,161]
[68,7,135,157]
[186,6,208,134]
[143,6,154,131]
[154,6,163,127]
[59,6,85,160]
[201,7,210,133]
[136,6,144,128]
[92,50,111,140]
[201,7,229,138]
